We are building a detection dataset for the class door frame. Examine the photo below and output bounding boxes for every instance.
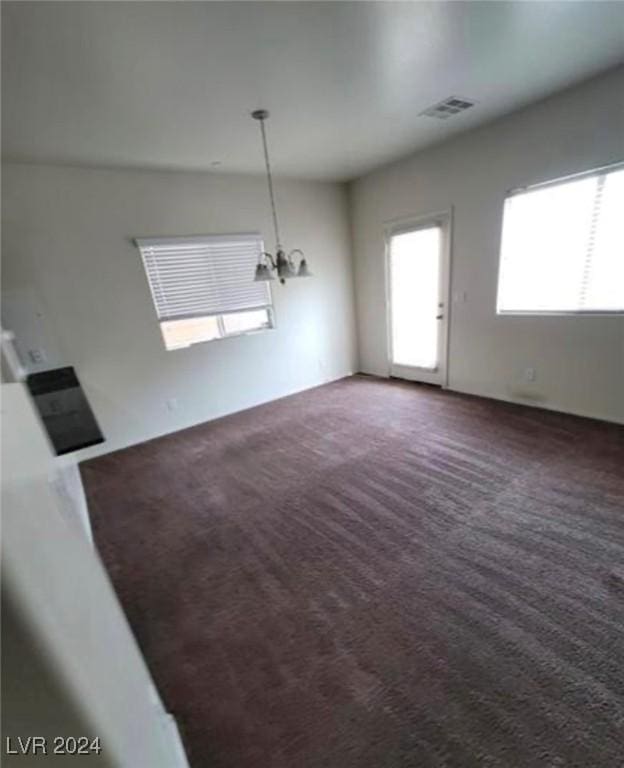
[384,209,453,387]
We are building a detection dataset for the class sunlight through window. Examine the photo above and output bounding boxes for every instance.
[390,226,441,369]
[497,165,624,314]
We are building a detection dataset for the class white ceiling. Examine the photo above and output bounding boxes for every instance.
[3,2,624,181]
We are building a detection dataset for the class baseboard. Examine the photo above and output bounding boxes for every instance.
[445,382,624,426]
[79,369,356,462]
[355,368,623,426]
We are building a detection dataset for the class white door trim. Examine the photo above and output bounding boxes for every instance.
[384,209,453,387]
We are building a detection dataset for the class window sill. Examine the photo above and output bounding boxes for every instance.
[165,325,275,351]
[496,310,624,317]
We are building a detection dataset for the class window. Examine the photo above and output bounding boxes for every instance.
[497,163,624,314]
[136,234,273,350]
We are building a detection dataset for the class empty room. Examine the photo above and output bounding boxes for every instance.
[1,2,623,766]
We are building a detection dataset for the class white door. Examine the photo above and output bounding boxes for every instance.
[387,215,450,386]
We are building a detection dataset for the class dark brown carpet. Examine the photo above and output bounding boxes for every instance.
[81,375,624,768]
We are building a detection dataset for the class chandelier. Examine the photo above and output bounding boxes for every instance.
[252,110,312,284]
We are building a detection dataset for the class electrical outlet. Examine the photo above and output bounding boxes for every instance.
[524,367,536,383]
[166,398,179,412]
[28,348,46,365]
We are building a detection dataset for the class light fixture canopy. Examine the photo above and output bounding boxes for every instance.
[252,110,312,284]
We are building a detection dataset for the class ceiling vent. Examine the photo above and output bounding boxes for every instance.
[420,96,475,120]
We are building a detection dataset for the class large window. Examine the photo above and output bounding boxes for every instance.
[136,234,273,350]
[497,163,624,314]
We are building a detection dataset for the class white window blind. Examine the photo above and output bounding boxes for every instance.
[135,233,271,323]
[497,163,624,314]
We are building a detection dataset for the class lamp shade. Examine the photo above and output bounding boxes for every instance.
[277,261,296,280]
[297,258,313,278]
[276,250,295,280]
[254,263,274,282]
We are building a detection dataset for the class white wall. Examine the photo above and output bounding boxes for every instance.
[3,594,114,768]
[1,382,189,767]
[350,65,624,423]
[2,164,357,457]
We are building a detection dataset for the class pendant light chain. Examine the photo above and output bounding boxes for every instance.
[258,117,282,250]
[251,109,312,283]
